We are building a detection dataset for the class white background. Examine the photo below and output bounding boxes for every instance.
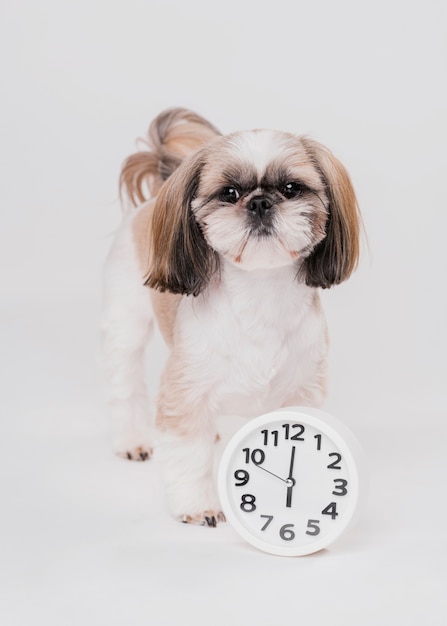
[1,0,446,624]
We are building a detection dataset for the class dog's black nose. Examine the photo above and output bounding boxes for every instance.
[247,196,273,218]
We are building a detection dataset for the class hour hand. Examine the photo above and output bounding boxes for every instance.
[286,446,296,508]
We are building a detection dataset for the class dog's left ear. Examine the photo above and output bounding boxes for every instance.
[301,138,360,289]
[145,149,220,296]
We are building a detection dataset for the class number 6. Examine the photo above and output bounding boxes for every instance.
[279,524,295,541]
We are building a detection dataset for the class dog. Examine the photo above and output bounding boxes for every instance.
[102,108,360,526]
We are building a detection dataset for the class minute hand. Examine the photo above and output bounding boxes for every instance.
[286,446,296,508]
[255,465,289,483]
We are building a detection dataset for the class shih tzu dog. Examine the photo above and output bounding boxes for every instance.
[102,108,360,526]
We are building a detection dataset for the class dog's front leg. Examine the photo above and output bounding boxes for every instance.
[158,427,224,526]
[102,220,155,461]
[156,368,224,526]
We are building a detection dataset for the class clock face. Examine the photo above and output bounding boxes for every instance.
[218,408,363,556]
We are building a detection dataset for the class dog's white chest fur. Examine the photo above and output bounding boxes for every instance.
[174,261,327,417]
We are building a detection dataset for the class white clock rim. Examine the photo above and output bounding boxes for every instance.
[217,406,364,557]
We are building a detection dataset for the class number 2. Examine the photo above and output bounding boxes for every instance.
[327,453,342,470]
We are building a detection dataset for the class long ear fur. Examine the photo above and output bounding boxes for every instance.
[145,149,220,296]
[301,138,360,288]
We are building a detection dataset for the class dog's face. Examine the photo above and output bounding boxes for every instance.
[192,131,329,272]
[147,130,360,295]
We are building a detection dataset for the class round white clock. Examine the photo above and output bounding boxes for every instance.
[218,407,367,556]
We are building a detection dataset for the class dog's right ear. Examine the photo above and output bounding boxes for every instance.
[300,138,360,288]
[145,149,220,296]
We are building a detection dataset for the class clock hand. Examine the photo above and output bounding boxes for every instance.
[255,464,289,484]
[286,446,296,508]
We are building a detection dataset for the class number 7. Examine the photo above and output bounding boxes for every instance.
[260,515,274,531]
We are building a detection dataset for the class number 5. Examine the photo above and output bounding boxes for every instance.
[306,519,320,536]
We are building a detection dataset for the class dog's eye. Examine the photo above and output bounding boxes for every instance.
[283,182,306,199]
[219,187,240,203]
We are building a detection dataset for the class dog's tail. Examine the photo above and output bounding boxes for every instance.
[119,108,221,209]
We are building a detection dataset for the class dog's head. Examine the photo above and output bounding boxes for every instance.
[146,130,360,295]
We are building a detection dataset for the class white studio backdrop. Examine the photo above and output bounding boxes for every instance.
[1,2,447,624]
[2,0,445,428]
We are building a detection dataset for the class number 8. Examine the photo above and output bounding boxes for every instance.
[240,494,256,512]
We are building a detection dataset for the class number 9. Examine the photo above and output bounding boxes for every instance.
[234,469,249,486]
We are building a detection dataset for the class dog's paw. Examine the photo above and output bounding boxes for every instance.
[115,445,153,462]
[112,426,154,461]
[112,428,154,462]
[109,396,155,462]
[179,510,226,527]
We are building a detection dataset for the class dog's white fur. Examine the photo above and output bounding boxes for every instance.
[102,108,360,525]
[103,210,155,459]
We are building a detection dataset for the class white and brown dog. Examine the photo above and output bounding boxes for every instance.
[102,108,360,526]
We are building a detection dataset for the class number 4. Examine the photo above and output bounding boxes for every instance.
[321,502,338,520]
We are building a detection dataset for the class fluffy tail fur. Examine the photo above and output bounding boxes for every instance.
[119,108,221,208]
